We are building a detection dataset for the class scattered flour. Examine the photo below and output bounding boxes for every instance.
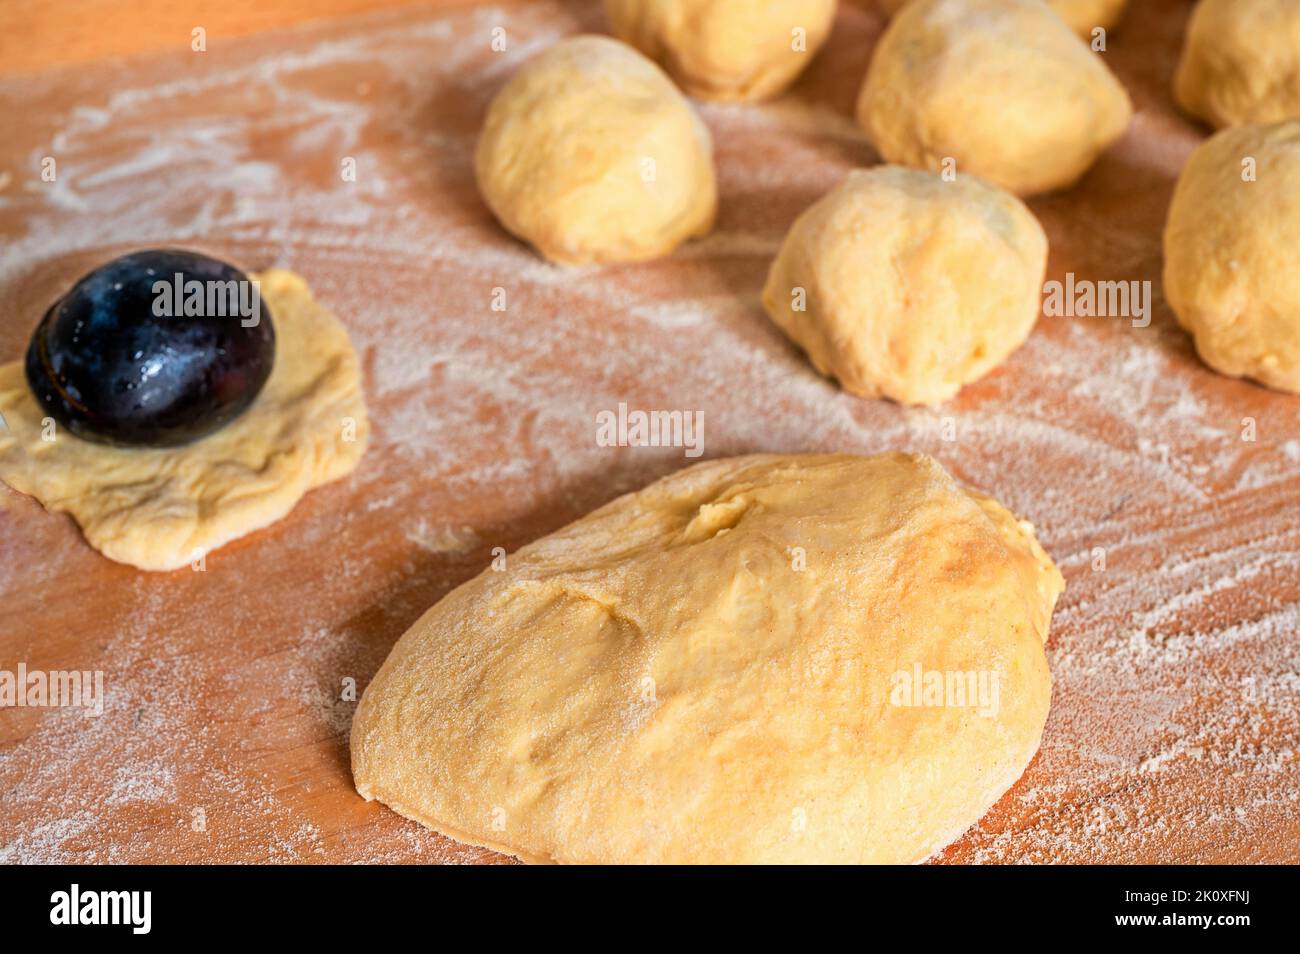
[0,0,1294,864]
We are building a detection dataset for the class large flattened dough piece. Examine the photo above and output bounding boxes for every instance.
[352,453,1064,864]
[0,269,368,571]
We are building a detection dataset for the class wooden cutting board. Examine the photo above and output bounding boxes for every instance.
[1,0,1296,864]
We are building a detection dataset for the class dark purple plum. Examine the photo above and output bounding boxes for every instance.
[25,249,275,447]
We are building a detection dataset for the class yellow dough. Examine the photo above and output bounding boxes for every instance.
[858,0,1132,197]
[475,35,717,266]
[880,0,1128,39]
[1163,119,1300,393]
[352,452,1064,864]
[602,0,837,101]
[1047,0,1127,38]
[762,166,1048,405]
[0,269,368,570]
[1174,0,1300,129]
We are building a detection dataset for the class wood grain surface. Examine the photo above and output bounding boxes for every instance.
[0,0,474,77]
[0,0,1296,864]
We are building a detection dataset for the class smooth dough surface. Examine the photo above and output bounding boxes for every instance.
[763,166,1048,405]
[1046,0,1127,38]
[880,0,1127,38]
[859,0,1132,197]
[1174,0,1300,129]
[0,269,368,570]
[603,0,837,101]
[475,34,716,266]
[352,452,1064,864]
[1163,119,1300,394]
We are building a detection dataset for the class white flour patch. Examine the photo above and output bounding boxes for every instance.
[405,520,480,555]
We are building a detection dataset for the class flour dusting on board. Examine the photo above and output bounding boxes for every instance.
[0,0,1295,863]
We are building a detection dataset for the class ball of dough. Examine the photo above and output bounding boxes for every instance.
[603,0,837,101]
[762,166,1048,405]
[353,452,1064,864]
[858,0,1133,196]
[475,35,717,265]
[881,0,1128,39]
[1174,0,1300,129]
[1163,119,1300,393]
